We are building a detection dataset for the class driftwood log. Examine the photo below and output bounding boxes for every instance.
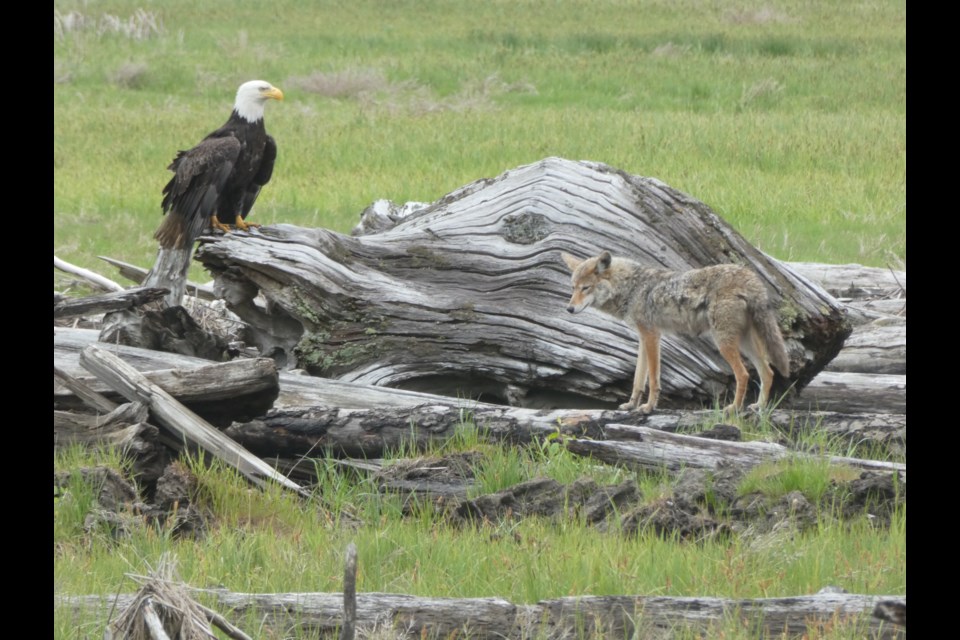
[61,590,905,639]
[566,424,905,479]
[55,328,278,426]
[195,157,851,410]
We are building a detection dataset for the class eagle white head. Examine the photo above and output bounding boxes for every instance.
[234,80,284,122]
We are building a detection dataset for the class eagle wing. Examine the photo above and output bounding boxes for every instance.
[239,134,278,221]
[157,135,242,248]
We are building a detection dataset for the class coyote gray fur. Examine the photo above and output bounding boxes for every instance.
[561,251,790,414]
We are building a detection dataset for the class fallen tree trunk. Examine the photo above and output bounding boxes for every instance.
[59,590,905,639]
[196,157,851,410]
[56,328,905,455]
[566,425,906,479]
[225,404,636,458]
[225,401,906,460]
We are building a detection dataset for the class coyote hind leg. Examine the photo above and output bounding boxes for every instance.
[743,329,776,411]
[717,339,751,414]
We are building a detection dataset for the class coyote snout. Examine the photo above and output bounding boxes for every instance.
[561,250,790,414]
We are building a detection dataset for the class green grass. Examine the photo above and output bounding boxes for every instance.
[54,0,905,289]
[738,458,861,503]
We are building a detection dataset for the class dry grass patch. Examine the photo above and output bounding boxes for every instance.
[110,62,150,89]
[290,68,535,114]
[724,7,795,25]
[54,9,164,41]
[738,78,785,110]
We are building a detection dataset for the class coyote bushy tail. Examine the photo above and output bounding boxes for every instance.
[749,297,791,377]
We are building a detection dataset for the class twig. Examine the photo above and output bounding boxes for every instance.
[886,265,906,299]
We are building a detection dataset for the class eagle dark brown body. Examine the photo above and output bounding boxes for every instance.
[154,81,282,249]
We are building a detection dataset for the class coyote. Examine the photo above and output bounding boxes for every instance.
[561,251,790,414]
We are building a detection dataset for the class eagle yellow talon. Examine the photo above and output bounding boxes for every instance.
[234,215,261,232]
[210,215,233,234]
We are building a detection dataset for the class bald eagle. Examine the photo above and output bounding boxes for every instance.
[154,80,284,249]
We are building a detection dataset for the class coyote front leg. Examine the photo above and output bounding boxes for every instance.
[637,328,662,414]
[620,338,648,411]
[621,327,662,414]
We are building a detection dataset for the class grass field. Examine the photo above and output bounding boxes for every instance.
[55,2,905,637]
[54,0,905,287]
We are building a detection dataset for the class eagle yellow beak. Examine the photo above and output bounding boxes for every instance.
[263,86,284,101]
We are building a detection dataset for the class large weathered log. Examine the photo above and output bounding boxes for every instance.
[78,345,303,495]
[195,157,850,410]
[56,329,905,456]
[566,425,906,479]
[60,590,905,639]
[226,404,636,458]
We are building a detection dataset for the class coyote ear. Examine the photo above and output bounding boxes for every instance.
[561,252,582,272]
[597,251,612,273]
